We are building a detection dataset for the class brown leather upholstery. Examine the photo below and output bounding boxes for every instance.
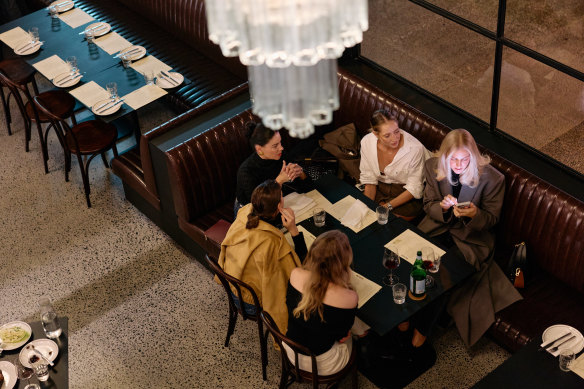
[166,110,256,252]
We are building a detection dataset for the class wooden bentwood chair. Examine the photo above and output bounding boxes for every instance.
[0,58,39,136]
[261,311,358,389]
[33,95,118,208]
[204,254,268,381]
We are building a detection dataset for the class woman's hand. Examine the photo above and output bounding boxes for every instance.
[339,330,351,343]
[440,194,457,211]
[280,207,299,235]
[453,202,478,218]
[275,160,291,184]
[285,163,303,181]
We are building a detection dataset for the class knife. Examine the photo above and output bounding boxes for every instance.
[539,332,572,351]
[114,48,140,58]
[55,0,72,8]
[159,73,177,86]
[55,71,79,84]
[18,41,42,52]
[160,70,178,85]
[97,99,124,113]
[78,23,105,34]
[31,347,54,367]
[56,73,82,85]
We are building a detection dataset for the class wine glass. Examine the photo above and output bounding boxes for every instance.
[421,246,435,288]
[15,358,40,389]
[382,248,400,286]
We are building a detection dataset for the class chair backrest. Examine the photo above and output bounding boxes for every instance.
[204,254,261,321]
[260,310,321,386]
[32,93,76,149]
[0,69,32,123]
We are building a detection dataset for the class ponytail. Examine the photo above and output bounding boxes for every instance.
[245,180,282,229]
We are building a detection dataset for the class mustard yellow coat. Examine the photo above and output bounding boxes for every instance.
[218,204,301,333]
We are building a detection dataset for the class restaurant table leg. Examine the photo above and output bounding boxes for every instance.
[131,111,140,144]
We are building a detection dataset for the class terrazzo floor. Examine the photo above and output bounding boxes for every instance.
[0,76,510,388]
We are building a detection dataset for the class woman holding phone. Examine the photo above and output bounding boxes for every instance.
[418,129,521,347]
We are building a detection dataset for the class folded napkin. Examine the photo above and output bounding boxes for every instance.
[571,352,584,379]
[69,81,110,108]
[130,55,172,76]
[94,31,132,55]
[122,84,167,110]
[283,192,315,216]
[33,55,70,80]
[341,200,369,230]
[0,27,31,49]
[59,8,95,28]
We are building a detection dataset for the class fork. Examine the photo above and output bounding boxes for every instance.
[548,335,576,353]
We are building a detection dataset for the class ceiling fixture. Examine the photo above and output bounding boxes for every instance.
[205,0,368,138]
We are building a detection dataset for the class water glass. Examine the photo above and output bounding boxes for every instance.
[106,82,118,99]
[559,349,575,372]
[85,28,95,43]
[142,70,155,85]
[312,208,325,227]
[376,205,389,225]
[66,56,78,74]
[29,27,39,43]
[39,297,62,338]
[392,283,407,304]
[48,6,58,18]
[120,53,132,68]
[33,363,49,382]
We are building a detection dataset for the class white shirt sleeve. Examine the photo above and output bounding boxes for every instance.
[402,145,427,199]
[359,133,379,185]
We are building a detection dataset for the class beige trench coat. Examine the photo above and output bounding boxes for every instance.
[418,158,522,346]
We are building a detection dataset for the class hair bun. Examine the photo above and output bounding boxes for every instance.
[245,121,258,139]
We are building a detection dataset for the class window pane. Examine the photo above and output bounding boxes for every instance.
[362,0,495,123]
[427,0,498,31]
[506,0,584,72]
[497,47,584,173]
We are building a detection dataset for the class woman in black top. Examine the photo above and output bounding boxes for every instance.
[235,122,309,215]
[285,230,358,375]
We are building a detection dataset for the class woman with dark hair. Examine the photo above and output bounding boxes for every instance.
[284,230,358,375]
[218,180,307,333]
[235,122,308,215]
[360,110,429,218]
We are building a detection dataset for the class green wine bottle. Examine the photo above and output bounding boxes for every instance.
[410,250,426,298]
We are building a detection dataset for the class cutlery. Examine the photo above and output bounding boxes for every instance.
[30,345,54,366]
[548,335,576,353]
[56,73,82,85]
[18,41,43,52]
[114,48,140,58]
[160,70,178,85]
[97,99,124,113]
[539,332,571,351]
[159,73,177,86]
[55,71,80,83]
[78,23,104,35]
[95,98,115,110]
[55,0,72,8]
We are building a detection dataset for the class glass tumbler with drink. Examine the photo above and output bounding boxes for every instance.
[85,28,95,43]
[16,358,39,389]
[421,246,436,288]
[559,349,575,372]
[28,27,39,43]
[106,82,118,100]
[382,248,400,286]
[376,205,389,225]
[66,56,78,75]
[392,283,407,304]
[312,208,325,227]
[39,297,62,338]
[120,53,132,68]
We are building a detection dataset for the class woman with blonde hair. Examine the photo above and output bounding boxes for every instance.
[284,230,358,375]
[418,129,521,347]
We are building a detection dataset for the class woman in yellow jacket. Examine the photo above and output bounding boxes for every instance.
[218,180,307,333]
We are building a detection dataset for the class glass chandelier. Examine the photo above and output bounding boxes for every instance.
[205,0,368,138]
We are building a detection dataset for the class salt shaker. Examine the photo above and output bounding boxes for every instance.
[39,297,62,339]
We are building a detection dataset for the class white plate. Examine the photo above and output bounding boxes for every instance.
[51,0,74,12]
[0,361,17,389]
[19,339,59,368]
[85,22,111,37]
[14,41,42,56]
[53,71,83,88]
[542,324,584,354]
[155,72,184,89]
[91,98,123,116]
[118,45,146,61]
[0,321,31,351]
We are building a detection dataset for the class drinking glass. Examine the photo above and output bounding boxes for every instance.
[392,283,407,304]
[15,358,39,389]
[85,28,95,43]
[376,205,389,225]
[142,70,155,85]
[33,362,49,382]
[312,208,325,227]
[382,248,400,286]
[28,27,39,43]
[559,349,575,372]
[106,82,118,100]
[421,246,435,288]
[39,297,62,338]
[429,253,441,273]
[120,53,132,68]
[49,6,59,18]
[66,56,78,74]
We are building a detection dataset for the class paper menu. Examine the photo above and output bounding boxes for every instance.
[350,270,382,309]
[130,55,172,76]
[32,55,70,80]
[122,84,167,110]
[94,31,132,55]
[328,195,376,233]
[284,225,316,251]
[59,8,95,28]
[570,352,584,379]
[69,81,109,108]
[0,27,30,49]
[384,229,446,265]
[293,190,333,223]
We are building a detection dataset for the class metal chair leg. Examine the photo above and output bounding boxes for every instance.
[224,306,237,347]
[258,320,268,381]
[0,86,11,136]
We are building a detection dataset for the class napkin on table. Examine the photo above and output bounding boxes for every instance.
[33,55,70,80]
[130,55,172,76]
[570,352,584,379]
[94,31,132,55]
[59,8,95,29]
[0,27,31,49]
[69,81,110,108]
[122,84,167,110]
[341,200,370,230]
[283,192,315,216]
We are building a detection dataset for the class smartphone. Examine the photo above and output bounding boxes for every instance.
[456,201,471,209]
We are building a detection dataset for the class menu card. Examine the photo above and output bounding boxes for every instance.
[328,195,376,233]
[69,81,110,108]
[122,84,167,110]
[130,55,172,76]
[0,27,30,49]
[384,229,446,265]
[294,190,333,223]
[284,225,316,251]
[94,31,132,55]
[59,8,95,28]
[571,352,584,379]
[33,55,70,80]
[350,271,382,309]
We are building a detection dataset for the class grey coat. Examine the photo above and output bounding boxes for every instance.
[418,157,522,346]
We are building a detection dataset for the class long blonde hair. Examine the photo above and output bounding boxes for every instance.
[435,129,490,188]
[293,230,353,322]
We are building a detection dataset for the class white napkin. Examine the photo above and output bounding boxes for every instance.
[571,352,584,378]
[59,8,95,28]
[340,200,369,230]
[283,192,315,216]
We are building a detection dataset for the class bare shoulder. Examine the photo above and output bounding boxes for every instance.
[289,268,309,290]
[324,284,358,309]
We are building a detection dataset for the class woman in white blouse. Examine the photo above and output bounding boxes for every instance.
[360,110,429,218]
